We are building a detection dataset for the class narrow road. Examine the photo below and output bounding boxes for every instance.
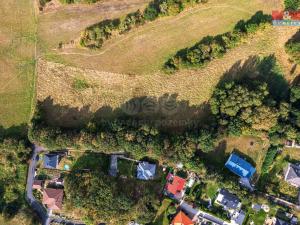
[26,144,86,225]
[26,145,51,225]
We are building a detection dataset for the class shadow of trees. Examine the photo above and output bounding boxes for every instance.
[218,54,289,102]
[0,124,28,139]
[37,94,213,132]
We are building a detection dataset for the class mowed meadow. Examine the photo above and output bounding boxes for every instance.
[0,0,36,135]
[36,0,300,132]
[39,0,280,74]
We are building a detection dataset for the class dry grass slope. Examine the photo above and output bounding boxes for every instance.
[0,0,36,134]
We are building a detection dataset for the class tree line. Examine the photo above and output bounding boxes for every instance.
[285,30,300,65]
[164,11,272,71]
[80,0,208,49]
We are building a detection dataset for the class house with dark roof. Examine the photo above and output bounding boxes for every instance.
[225,153,256,179]
[164,173,186,199]
[42,188,64,210]
[171,210,194,225]
[136,161,156,180]
[215,189,241,212]
[231,210,246,225]
[44,153,60,169]
[284,163,300,188]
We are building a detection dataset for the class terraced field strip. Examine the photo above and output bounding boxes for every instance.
[0,0,36,134]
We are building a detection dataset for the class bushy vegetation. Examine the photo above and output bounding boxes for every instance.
[64,165,161,224]
[261,146,278,174]
[80,0,208,48]
[284,0,300,10]
[285,30,300,65]
[0,138,38,225]
[29,110,216,171]
[72,77,91,91]
[164,11,272,71]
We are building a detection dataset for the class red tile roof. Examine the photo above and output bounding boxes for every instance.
[171,211,194,225]
[42,188,64,210]
[32,180,43,189]
[166,174,186,195]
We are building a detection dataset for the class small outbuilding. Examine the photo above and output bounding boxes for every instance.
[137,161,156,180]
[44,154,60,169]
[32,180,43,190]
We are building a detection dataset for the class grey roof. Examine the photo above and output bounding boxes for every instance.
[217,189,241,210]
[275,218,290,225]
[137,162,156,180]
[44,154,59,169]
[109,155,118,177]
[284,163,300,187]
[252,204,261,212]
[233,211,246,225]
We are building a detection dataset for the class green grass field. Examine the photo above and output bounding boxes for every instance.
[0,0,36,135]
[46,0,279,74]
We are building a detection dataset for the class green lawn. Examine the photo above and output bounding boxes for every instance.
[258,153,299,203]
[245,210,266,225]
[151,199,172,225]
[117,159,137,178]
[0,0,36,135]
[72,152,110,173]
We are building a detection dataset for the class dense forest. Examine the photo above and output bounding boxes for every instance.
[164,11,272,71]
[80,0,208,48]
[65,166,161,224]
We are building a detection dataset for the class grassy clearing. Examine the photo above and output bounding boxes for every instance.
[0,0,36,134]
[118,159,137,178]
[151,199,172,225]
[245,209,267,225]
[206,136,268,174]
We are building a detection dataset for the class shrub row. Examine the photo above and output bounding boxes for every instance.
[164,11,272,71]
[261,145,278,174]
[80,0,208,48]
[285,38,300,65]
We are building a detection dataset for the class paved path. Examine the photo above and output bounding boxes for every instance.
[26,145,51,225]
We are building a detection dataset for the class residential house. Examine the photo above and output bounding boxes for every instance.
[136,161,156,180]
[225,153,256,180]
[171,210,194,225]
[44,153,60,169]
[231,210,246,225]
[215,189,241,212]
[284,163,300,188]
[32,180,44,190]
[285,140,300,148]
[165,173,186,199]
[42,188,64,210]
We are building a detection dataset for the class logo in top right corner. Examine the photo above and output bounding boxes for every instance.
[272,10,300,26]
